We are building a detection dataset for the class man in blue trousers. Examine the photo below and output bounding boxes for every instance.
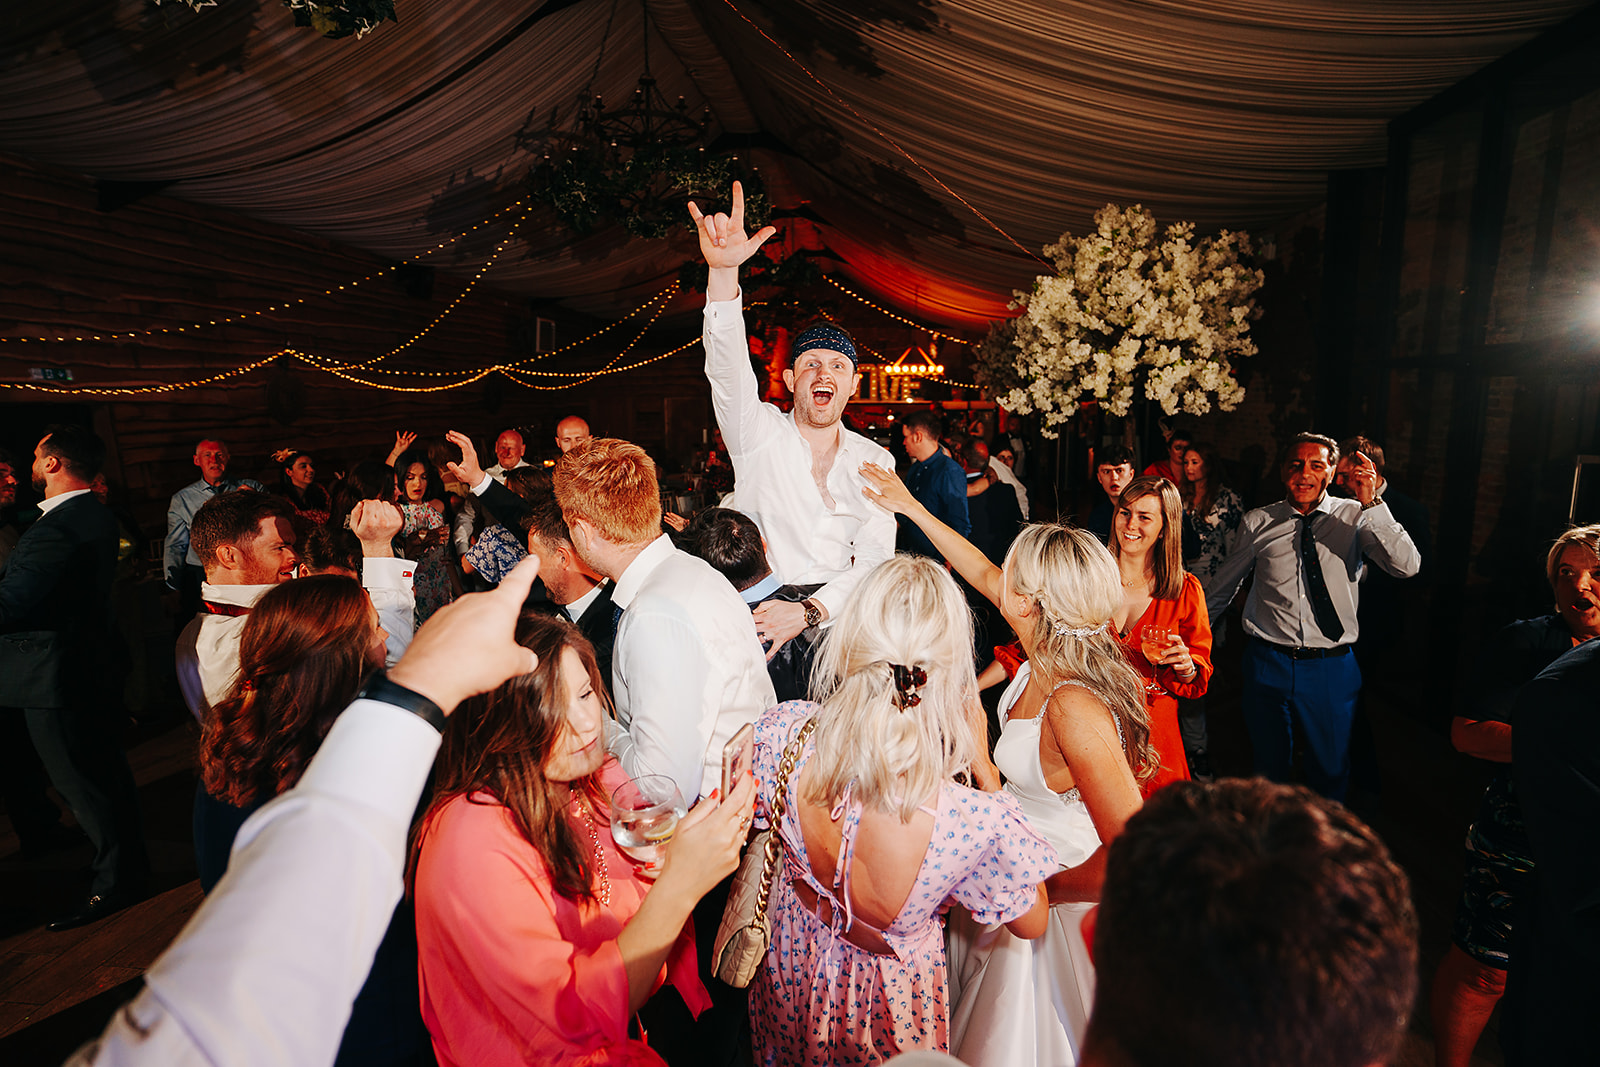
[1205,432,1419,800]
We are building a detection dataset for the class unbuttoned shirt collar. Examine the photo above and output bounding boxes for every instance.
[37,487,91,515]
[200,581,276,609]
[610,534,677,612]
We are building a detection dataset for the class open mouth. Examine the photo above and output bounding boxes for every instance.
[811,385,835,405]
[1572,597,1599,614]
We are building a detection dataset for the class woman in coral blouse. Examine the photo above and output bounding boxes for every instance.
[1108,476,1213,792]
[410,615,756,1067]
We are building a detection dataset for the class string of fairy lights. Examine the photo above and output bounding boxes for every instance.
[2,194,991,396]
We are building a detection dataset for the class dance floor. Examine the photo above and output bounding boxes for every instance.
[0,665,1505,1066]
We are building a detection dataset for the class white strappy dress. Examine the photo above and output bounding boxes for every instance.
[946,663,1105,1067]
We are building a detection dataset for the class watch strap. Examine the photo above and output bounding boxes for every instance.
[358,672,448,733]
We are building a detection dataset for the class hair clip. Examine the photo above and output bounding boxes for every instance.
[1055,621,1109,639]
[890,663,927,710]
[240,679,255,691]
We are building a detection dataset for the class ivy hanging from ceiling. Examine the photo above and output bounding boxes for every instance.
[154,0,396,40]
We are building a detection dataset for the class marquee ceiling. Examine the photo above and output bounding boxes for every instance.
[0,0,1589,330]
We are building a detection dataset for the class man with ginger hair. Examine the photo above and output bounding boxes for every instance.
[551,438,773,806]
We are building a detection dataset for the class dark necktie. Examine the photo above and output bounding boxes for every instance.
[1299,513,1345,643]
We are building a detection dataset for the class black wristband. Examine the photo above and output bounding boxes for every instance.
[358,672,448,733]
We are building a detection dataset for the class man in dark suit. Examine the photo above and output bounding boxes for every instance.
[1503,636,1600,1064]
[679,506,818,703]
[522,492,617,696]
[0,426,148,928]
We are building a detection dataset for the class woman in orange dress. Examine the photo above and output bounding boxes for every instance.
[1108,475,1212,792]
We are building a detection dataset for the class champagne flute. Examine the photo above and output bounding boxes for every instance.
[610,774,686,877]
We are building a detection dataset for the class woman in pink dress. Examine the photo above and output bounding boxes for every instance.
[749,555,1056,1066]
[411,615,755,1067]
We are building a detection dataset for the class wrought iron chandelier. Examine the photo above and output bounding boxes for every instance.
[524,1,764,239]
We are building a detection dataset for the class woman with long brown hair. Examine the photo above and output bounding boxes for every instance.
[1107,476,1212,792]
[195,574,432,1067]
[410,614,753,1067]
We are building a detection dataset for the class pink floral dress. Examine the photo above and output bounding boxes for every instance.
[750,702,1056,1066]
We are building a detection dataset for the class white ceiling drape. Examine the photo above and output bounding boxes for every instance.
[0,0,1587,329]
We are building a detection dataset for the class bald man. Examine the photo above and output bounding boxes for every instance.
[483,429,531,484]
[555,416,592,455]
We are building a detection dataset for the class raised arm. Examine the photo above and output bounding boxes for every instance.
[688,180,776,304]
[861,462,1003,605]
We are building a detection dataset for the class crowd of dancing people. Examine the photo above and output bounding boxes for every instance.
[0,183,1589,1067]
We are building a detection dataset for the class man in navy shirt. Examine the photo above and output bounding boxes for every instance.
[898,410,969,562]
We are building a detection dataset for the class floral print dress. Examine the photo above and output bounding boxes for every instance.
[750,702,1056,1066]
[1185,484,1244,588]
[400,501,453,627]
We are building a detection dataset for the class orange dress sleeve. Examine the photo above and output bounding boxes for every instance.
[1147,573,1212,701]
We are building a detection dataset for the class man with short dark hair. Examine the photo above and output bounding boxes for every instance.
[899,408,970,562]
[165,438,262,620]
[681,506,817,702]
[1085,445,1136,545]
[522,491,616,693]
[693,181,896,659]
[176,492,411,718]
[1082,778,1418,1067]
[0,426,149,928]
[552,438,774,805]
[960,437,1022,564]
[1205,432,1420,800]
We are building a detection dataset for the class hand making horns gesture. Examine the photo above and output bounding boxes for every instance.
[688,180,778,271]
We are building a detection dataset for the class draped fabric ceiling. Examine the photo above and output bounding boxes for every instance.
[1,0,1590,333]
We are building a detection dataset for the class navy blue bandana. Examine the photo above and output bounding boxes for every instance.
[791,324,858,367]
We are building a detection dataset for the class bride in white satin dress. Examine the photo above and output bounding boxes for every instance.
[862,468,1158,1067]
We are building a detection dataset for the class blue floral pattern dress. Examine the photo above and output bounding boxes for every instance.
[750,701,1056,1066]
[399,502,453,627]
[1185,485,1244,588]
[463,524,527,587]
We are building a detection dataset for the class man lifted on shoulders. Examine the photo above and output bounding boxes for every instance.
[691,181,896,656]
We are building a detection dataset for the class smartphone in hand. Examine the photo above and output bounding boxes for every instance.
[721,722,755,799]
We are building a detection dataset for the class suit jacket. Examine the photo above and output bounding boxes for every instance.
[526,581,619,700]
[1505,637,1600,1064]
[752,582,817,704]
[0,493,119,706]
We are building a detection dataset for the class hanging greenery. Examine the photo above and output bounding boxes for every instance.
[153,0,396,39]
[530,149,770,241]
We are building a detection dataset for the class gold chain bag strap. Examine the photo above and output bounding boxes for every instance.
[712,716,817,988]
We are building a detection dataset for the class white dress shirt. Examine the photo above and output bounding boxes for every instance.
[604,534,775,803]
[37,487,91,515]
[176,562,415,720]
[483,459,532,485]
[1204,494,1420,649]
[563,581,604,623]
[72,699,441,1067]
[703,294,896,620]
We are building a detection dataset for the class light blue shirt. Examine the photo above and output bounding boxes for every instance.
[164,477,263,586]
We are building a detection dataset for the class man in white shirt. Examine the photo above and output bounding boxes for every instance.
[691,181,896,658]
[175,494,411,718]
[553,438,775,804]
[483,428,531,484]
[1204,433,1419,800]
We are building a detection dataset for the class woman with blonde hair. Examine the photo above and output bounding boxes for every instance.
[861,464,1154,1067]
[749,554,1055,1065]
[1108,475,1212,790]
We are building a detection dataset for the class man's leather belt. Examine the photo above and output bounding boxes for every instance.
[1255,637,1352,660]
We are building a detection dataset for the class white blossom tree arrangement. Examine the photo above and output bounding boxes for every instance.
[975,204,1265,434]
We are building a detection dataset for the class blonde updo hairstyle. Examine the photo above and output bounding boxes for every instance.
[1004,524,1160,783]
[805,554,981,821]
